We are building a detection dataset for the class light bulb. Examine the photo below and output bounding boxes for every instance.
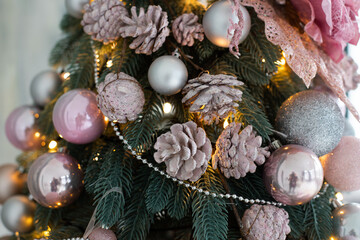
[163,102,172,114]
[48,140,58,150]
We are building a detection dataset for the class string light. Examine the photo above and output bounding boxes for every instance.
[34,132,41,138]
[335,192,344,201]
[223,119,229,128]
[261,58,266,63]
[63,72,70,80]
[106,60,113,68]
[163,102,172,114]
[48,140,58,150]
[42,226,51,237]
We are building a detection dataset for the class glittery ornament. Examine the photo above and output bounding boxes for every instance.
[333,202,360,239]
[275,90,344,156]
[119,5,170,55]
[264,145,324,205]
[321,136,360,191]
[88,228,117,240]
[182,74,243,125]
[241,204,291,240]
[213,123,270,179]
[154,121,212,182]
[97,72,145,123]
[81,0,128,44]
[172,13,204,47]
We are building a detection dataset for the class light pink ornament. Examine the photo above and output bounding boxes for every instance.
[97,72,145,123]
[53,89,106,144]
[321,136,360,191]
[88,228,117,240]
[5,106,42,151]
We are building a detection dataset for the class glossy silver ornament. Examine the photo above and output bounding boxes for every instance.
[30,70,62,107]
[263,144,324,205]
[27,152,84,208]
[275,90,344,156]
[65,0,89,19]
[203,0,251,48]
[333,203,360,238]
[148,56,188,96]
[339,190,360,204]
[1,195,36,233]
[0,164,27,204]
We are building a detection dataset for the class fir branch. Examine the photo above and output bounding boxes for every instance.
[34,205,62,232]
[59,14,82,33]
[50,225,83,240]
[166,184,192,220]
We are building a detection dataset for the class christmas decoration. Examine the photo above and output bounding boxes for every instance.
[202,0,251,54]
[172,13,204,47]
[65,0,89,19]
[27,152,84,208]
[241,204,291,240]
[275,90,344,156]
[340,56,360,92]
[82,0,128,44]
[88,228,117,240]
[5,106,42,151]
[30,70,62,107]
[263,144,324,205]
[53,89,107,144]
[1,195,36,233]
[213,123,270,179]
[0,164,27,204]
[148,55,188,95]
[333,202,360,239]
[182,73,243,124]
[320,136,360,191]
[339,190,360,204]
[154,121,212,182]
[97,72,145,123]
[119,5,170,55]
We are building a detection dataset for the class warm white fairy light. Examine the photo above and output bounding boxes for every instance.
[48,140,58,150]
[223,119,229,128]
[335,192,344,201]
[106,60,113,68]
[63,72,71,80]
[163,102,172,114]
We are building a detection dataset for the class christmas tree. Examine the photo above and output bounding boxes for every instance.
[2,0,360,239]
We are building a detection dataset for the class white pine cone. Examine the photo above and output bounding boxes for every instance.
[182,74,243,124]
[213,122,270,179]
[81,0,128,44]
[154,121,212,182]
[119,5,170,55]
[172,13,204,47]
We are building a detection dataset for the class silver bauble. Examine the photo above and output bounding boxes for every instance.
[27,152,84,208]
[203,0,251,48]
[339,190,360,204]
[30,70,62,107]
[148,56,188,96]
[333,203,360,238]
[275,90,344,156]
[263,144,324,205]
[0,164,27,204]
[1,195,36,233]
[65,0,89,19]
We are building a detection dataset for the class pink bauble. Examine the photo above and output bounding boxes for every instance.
[27,152,83,208]
[321,136,360,191]
[88,228,117,240]
[5,106,42,151]
[53,89,106,144]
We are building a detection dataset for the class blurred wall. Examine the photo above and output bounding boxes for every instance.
[0,0,64,236]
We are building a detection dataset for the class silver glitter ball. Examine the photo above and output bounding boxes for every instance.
[148,56,188,96]
[203,0,251,48]
[65,0,89,19]
[275,90,345,156]
[333,203,360,238]
[30,70,62,107]
[1,195,36,233]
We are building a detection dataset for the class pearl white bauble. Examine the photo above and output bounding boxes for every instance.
[203,0,251,48]
[148,56,188,96]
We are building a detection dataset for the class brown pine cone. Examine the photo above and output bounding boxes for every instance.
[182,74,243,124]
[154,121,212,182]
[81,0,128,44]
[119,5,170,55]
[213,123,270,179]
[172,13,204,47]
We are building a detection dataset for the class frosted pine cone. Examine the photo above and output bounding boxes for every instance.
[182,74,243,124]
[154,121,212,182]
[213,123,270,179]
[97,72,145,123]
[172,13,204,47]
[81,0,128,44]
[119,5,170,55]
[241,205,291,240]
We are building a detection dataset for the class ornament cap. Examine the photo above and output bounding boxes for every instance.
[332,198,344,208]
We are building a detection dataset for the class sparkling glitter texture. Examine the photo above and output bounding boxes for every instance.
[275,90,344,156]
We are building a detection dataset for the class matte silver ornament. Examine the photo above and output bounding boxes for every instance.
[148,55,188,96]
[202,0,251,48]
[30,70,62,107]
[275,90,344,156]
[1,195,36,233]
[65,0,89,19]
[333,203,360,238]
[0,164,27,204]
